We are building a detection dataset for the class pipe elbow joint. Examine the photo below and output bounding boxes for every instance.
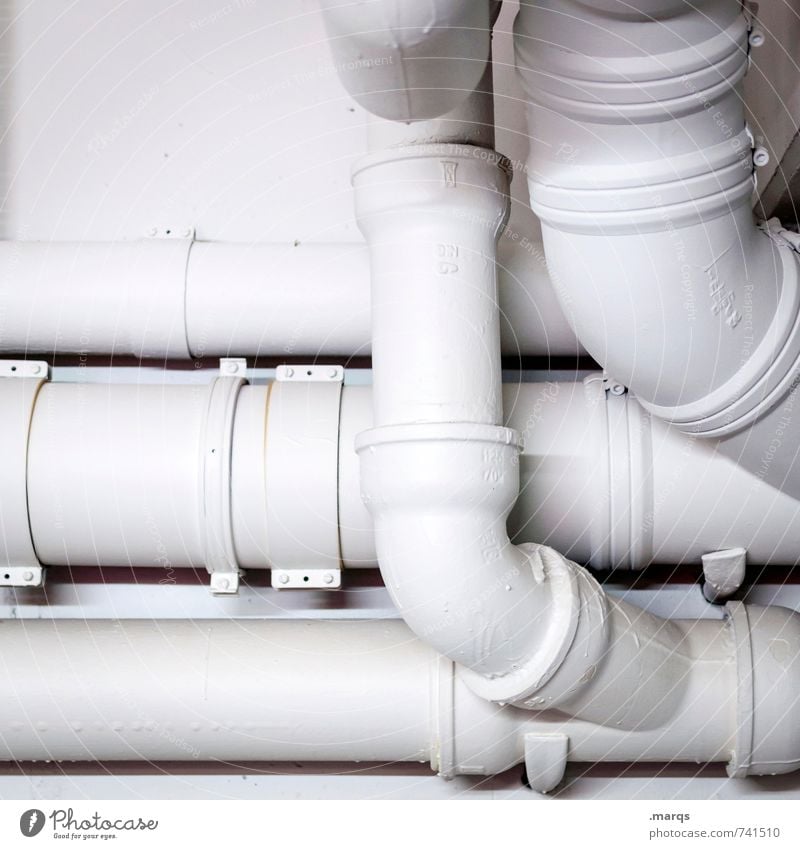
[356,423,574,684]
[320,0,492,122]
[357,421,614,707]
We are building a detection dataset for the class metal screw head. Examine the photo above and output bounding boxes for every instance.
[278,573,289,585]
[30,364,42,375]
[323,573,334,585]
[22,570,34,582]
[218,577,230,591]
[328,368,339,379]
[222,361,238,374]
[753,147,770,167]
[285,367,295,378]
[748,29,765,47]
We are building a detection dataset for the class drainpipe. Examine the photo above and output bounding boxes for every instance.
[2,616,798,782]
[318,0,496,122]
[350,140,800,744]
[514,0,800,496]
[348,11,800,750]
[0,239,576,359]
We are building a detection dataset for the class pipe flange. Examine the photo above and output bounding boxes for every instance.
[641,243,800,438]
[725,601,754,778]
[355,421,521,453]
[351,143,512,184]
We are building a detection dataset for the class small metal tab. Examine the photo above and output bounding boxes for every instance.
[275,364,344,383]
[271,569,342,590]
[0,566,45,588]
[0,360,48,379]
[523,733,569,794]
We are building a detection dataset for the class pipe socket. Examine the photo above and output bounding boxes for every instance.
[352,143,512,427]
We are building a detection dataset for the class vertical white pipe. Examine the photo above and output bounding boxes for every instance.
[354,145,511,426]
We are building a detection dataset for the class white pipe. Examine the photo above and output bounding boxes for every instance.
[0,241,192,359]
[0,619,434,764]
[28,382,210,569]
[514,0,800,496]
[349,142,657,712]
[318,0,494,122]
[0,240,579,359]
[346,379,800,570]
[350,136,800,768]
[17,375,800,575]
[1,615,797,779]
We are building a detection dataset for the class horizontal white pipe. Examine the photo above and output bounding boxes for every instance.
[0,240,579,359]
[15,375,800,575]
[0,619,434,764]
[28,382,210,569]
[319,0,493,122]
[0,613,796,778]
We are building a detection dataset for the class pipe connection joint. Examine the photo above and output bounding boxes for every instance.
[320,0,493,122]
[352,143,512,245]
[356,421,610,707]
[352,143,511,429]
[727,601,800,776]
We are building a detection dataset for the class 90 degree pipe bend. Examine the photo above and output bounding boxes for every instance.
[514,0,800,496]
[319,0,495,122]
[356,418,724,735]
